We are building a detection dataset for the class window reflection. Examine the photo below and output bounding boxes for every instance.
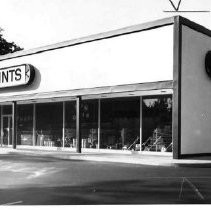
[65,101,76,148]
[81,100,98,149]
[2,95,173,153]
[2,105,12,115]
[17,104,33,145]
[100,98,140,150]
[142,96,172,152]
[36,102,63,147]
[1,105,13,146]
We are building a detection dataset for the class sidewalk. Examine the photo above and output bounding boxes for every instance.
[1,147,211,167]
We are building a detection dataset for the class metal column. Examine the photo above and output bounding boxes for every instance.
[97,99,101,150]
[76,96,82,153]
[32,104,36,146]
[62,102,65,148]
[140,97,142,151]
[12,101,17,149]
[0,106,2,147]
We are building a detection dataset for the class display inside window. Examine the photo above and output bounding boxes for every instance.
[100,97,140,150]
[1,105,13,146]
[142,96,172,152]
[0,94,173,153]
[17,104,33,145]
[36,102,63,147]
[2,115,12,146]
[81,100,98,149]
[65,101,76,148]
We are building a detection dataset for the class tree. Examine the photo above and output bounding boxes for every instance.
[0,27,23,55]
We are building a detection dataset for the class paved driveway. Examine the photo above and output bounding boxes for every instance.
[0,153,211,205]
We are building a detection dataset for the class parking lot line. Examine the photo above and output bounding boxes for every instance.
[178,177,185,199]
[184,177,205,200]
[1,201,23,205]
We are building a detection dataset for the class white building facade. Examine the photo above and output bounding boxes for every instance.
[0,16,210,159]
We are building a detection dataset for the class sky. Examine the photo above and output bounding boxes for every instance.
[0,0,211,50]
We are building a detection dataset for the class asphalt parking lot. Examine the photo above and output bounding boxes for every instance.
[0,152,211,205]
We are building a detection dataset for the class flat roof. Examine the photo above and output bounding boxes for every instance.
[0,15,211,62]
[0,16,175,61]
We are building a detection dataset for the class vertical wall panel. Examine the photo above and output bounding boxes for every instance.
[181,25,211,154]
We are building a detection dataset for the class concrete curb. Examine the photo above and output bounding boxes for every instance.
[1,148,211,167]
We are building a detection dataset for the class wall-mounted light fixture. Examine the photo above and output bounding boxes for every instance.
[205,51,211,78]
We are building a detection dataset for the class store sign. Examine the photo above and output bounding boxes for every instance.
[0,64,35,88]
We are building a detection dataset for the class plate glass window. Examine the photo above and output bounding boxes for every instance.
[142,95,172,152]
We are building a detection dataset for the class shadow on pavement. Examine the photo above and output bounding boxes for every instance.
[0,179,210,205]
[0,153,84,163]
[175,163,211,168]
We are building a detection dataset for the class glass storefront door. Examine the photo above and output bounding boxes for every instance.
[2,115,12,146]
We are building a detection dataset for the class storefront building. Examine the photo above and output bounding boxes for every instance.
[0,16,211,159]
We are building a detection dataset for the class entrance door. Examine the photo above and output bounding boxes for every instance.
[2,115,12,146]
